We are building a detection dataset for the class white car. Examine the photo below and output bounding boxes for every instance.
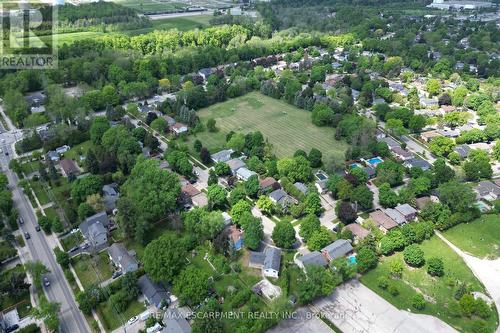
[127,316,139,325]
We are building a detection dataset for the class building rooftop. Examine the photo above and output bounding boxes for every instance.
[322,239,353,260]
[369,210,398,230]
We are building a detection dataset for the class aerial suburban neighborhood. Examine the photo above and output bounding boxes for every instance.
[0,1,498,333]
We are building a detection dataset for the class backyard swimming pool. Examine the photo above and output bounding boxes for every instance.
[348,255,357,265]
[367,156,383,167]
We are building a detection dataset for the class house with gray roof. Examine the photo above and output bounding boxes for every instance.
[454,144,471,158]
[295,251,328,272]
[321,239,353,261]
[79,212,109,248]
[236,167,256,181]
[384,208,407,225]
[268,189,297,207]
[294,182,309,196]
[108,243,138,273]
[102,183,119,213]
[138,274,169,309]
[394,203,417,221]
[162,308,191,333]
[315,179,328,194]
[248,247,282,278]
[403,157,431,171]
[211,149,233,163]
[47,150,60,162]
[474,181,500,201]
[225,158,246,175]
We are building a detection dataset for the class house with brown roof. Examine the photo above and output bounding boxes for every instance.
[344,223,370,242]
[60,159,79,178]
[259,177,280,192]
[368,210,398,233]
[390,146,414,161]
[420,130,442,143]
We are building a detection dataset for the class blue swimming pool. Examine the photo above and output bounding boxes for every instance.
[348,255,357,264]
[350,163,362,169]
[367,157,383,166]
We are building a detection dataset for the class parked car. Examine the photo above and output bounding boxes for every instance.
[69,246,79,253]
[35,225,41,232]
[43,276,50,287]
[127,316,138,325]
[24,232,30,240]
[18,217,24,224]
[6,324,19,333]
[81,243,89,250]
[112,271,122,279]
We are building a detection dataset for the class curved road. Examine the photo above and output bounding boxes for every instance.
[0,130,90,333]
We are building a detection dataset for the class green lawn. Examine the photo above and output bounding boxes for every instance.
[43,206,59,221]
[443,215,500,259]
[0,266,32,318]
[20,160,42,175]
[114,0,185,13]
[29,179,51,205]
[188,92,349,166]
[0,241,17,262]
[62,141,92,162]
[361,236,498,333]
[97,299,145,331]
[72,252,113,289]
[60,232,83,251]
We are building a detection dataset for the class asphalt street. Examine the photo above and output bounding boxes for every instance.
[0,122,90,333]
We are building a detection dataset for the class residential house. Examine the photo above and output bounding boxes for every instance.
[420,130,442,142]
[229,225,243,251]
[102,183,119,213]
[469,142,493,153]
[138,275,169,309]
[321,239,353,261]
[198,68,213,81]
[415,196,432,210]
[47,151,60,162]
[31,105,46,113]
[420,98,439,108]
[364,166,376,179]
[236,167,257,181]
[384,208,407,225]
[344,224,370,242]
[474,181,500,201]
[163,116,176,126]
[438,129,460,138]
[108,243,138,273]
[403,157,431,171]
[55,145,70,155]
[225,158,246,175]
[315,179,328,194]
[170,123,188,136]
[181,184,207,208]
[268,189,297,207]
[259,177,280,192]
[138,104,152,113]
[295,251,328,272]
[211,149,233,163]
[248,247,282,278]
[454,144,471,158]
[79,212,109,248]
[390,146,413,160]
[222,212,232,226]
[368,210,398,233]
[293,182,309,196]
[24,91,47,106]
[162,308,191,333]
[394,204,417,221]
[60,159,79,178]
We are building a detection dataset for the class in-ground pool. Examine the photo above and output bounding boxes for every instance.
[315,172,328,180]
[367,156,383,166]
[350,163,362,169]
[474,201,489,212]
[348,255,357,264]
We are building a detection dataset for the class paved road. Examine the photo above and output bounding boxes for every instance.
[313,280,457,333]
[0,132,90,333]
[400,135,436,163]
[146,11,214,21]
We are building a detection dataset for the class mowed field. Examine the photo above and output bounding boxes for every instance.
[443,215,500,259]
[189,92,349,164]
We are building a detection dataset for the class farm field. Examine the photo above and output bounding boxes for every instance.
[189,92,349,165]
[360,236,498,333]
[443,215,500,259]
[114,0,185,13]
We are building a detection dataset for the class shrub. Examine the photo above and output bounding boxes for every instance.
[471,319,488,333]
[474,298,492,319]
[459,294,476,317]
[427,257,444,277]
[411,293,426,310]
[388,284,399,296]
[389,260,403,279]
[377,276,389,289]
[403,244,425,267]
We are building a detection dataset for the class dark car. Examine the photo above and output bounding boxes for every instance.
[112,271,122,279]
[6,324,19,333]
[24,232,30,240]
[18,217,24,224]
[43,276,50,287]
[35,225,41,232]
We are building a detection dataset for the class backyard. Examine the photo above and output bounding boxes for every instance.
[188,92,349,166]
[97,299,145,331]
[360,236,498,333]
[443,215,500,259]
[72,252,113,289]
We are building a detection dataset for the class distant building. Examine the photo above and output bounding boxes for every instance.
[403,157,431,171]
[60,159,79,178]
[55,145,70,155]
[248,247,282,278]
[236,167,257,181]
[394,203,418,221]
[295,251,328,272]
[102,183,119,213]
[162,308,191,333]
[321,239,353,261]
[474,181,500,201]
[344,223,370,242]
[225,158,246,175]
[79,212,109,248]
[293,182,309,196]
[170,123,188,136]
[369,210,398,233]
[211,149,233,163]
[454,144,471,158]
[268,189,297,207]
[138,275,169,309]
[259,177,280,192]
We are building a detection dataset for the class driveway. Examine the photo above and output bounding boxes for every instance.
[251,206,275,245]
[436,232,500,333]
[319,193,337,230]
[312,280,457,333]
[267,307,333,333]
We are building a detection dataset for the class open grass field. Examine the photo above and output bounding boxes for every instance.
[115,0,185,13]
[72,252,113,289]
[189,92,349,164]
[443,215,500,259]
[29,179,51,205]
[360,236,498,333]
